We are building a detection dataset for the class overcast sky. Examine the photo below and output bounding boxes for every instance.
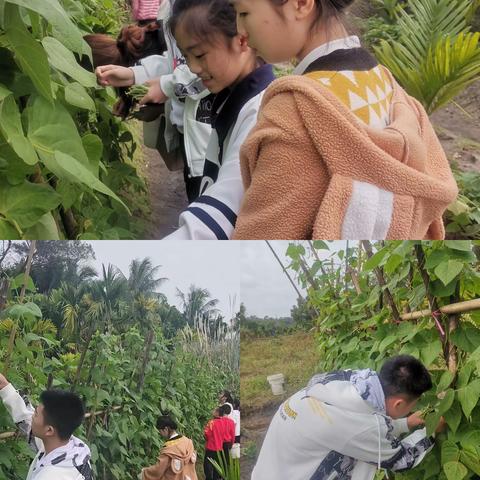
[240,241,348,317]
[16,240,352,319]
[86,241,241,318]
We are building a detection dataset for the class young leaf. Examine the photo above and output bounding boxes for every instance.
[434,260,464,286]
[443,461,468,480]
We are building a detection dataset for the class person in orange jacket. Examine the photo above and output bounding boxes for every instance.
[140,415,198,480]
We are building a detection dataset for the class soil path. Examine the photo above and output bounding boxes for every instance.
[431,80,480,173]
[143,146,188,239]
[240,402,282,480]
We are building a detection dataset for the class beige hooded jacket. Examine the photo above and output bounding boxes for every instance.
[233,70,458,240]
[141,436,198,480]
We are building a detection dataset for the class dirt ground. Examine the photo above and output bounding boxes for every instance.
[240,401,281,480]
[431,80,480,173]
[142,145,188,239]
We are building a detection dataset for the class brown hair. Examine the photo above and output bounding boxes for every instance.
[84,23,167,119]
[84,22,166,69]
[83,34,125,68]
[117,22,167,65]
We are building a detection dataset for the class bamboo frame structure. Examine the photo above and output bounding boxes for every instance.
[400,298,480,321]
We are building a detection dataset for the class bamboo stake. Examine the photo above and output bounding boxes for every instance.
[400,298,480,321]
[0,241,12,267]
[265,241,304,300]
[137,327,154,391]
[19,241,36,302]
[71,323,94,392]
[307,241,337,297]
[299,257,319,291]
[347,266,362,295]
[361,241,401,323]
[446,284,461,374]
[0,279,9,312]
[414,245,440,318]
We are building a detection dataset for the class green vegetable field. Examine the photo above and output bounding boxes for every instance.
[0,241,239,479]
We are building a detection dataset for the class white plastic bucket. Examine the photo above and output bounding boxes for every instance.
[231,443,240,459]
[267,373,285,395]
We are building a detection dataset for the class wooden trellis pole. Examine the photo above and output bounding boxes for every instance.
[400,298,480,321]
[361,241,401,323]
[307,241,338,298]
[265,241,304,300]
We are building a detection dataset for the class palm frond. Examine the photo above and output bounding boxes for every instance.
[374,0,480,113]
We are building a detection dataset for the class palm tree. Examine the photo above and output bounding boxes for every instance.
[127,258,167,299]
[89,264,128,333]
[374,0,480,114]
[176,285,219,328]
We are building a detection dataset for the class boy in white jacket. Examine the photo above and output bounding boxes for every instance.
[252,355,446,480]
[0,373,92,480]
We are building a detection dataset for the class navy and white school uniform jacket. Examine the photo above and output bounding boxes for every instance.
[252,369,435,480]
[164,64,275,239]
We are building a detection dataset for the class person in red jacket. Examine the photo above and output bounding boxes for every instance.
[203,405,236,480]
[218,404,235,462]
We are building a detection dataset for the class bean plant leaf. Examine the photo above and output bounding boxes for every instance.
[444,241,472,251]
[457,379,480,418]
[0,95,38,165]
[363,248,389,271]
[0,84,12,101]
[443,461,468,480]
[26,94,90,167]
[438,389,455,415]
[435,260,464,286]
[5,0,85,53]
[0,218,19,239]
[49,151,129,212]
[42,37,96,87]
[442,440,460,464]
[3,4,53,102]
[0,178,61,228]
[444,401,462,434]
[459,449,480,476]
[421,339,443,367]
[437,370,455,393]
[23,212,60,239]
[64,82,96,111]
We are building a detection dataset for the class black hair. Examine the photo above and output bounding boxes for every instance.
[220,390,234,403]
[39,390,85,440]
[219,404,232,416]
[233,398,240,410]
[379,355,433,400]
[157,415,178,430]
[270,0,355,30]
[169,0,237,45]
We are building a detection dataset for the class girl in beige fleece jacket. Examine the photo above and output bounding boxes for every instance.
[231,0,458,240]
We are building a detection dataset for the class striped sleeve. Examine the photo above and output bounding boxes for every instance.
[163,95,263,240]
